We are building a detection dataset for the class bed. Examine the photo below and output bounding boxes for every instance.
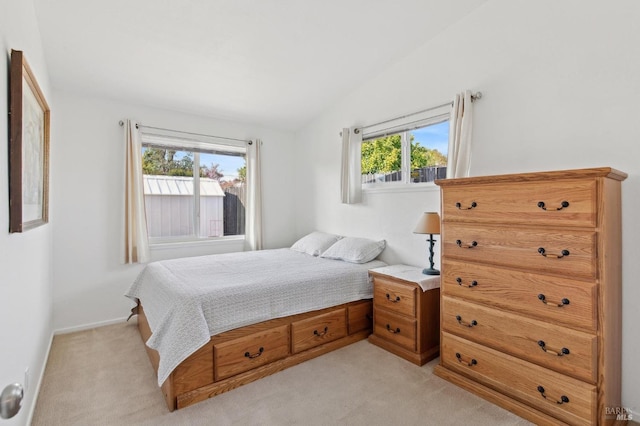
[126,233,387,411]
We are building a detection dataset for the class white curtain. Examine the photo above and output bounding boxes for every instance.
[446,90,474,178]
[245,139,263,251]
[340,127,362,204]
[124,119,150,264]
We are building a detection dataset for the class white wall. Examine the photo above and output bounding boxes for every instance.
[0,1,53,424]
[294,0,640,413]
[50,91,297,332]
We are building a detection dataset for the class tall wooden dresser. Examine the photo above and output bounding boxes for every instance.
[434,167,626,425]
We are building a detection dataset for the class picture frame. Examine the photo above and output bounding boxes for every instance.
[9,49,50,233]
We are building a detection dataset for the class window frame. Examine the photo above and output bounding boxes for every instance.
[361,107,450,193]
[140,130,248,247]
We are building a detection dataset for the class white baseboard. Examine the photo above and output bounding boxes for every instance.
[53,316,130,335]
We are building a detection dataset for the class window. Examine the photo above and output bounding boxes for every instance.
[361,107,449,187]
[140,131,247,243]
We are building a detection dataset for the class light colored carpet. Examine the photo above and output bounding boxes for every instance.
[32,322,532,426]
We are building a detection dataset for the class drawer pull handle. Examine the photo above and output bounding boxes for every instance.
[537,340,570,356]
[537,200,570,211]
[538,247,570,258]
[456,240,478,249]
[455,201,477,210]
[455,352,477,367]
[455,315,478,328]
[538,294,570,307]
[537,386,569,405]
[244,347,264,359]
[386,324,400,334]
[456,277,478,288]
[385,293,401,303]
[313,326,329,337]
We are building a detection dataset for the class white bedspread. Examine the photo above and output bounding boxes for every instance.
[125,248,386,386]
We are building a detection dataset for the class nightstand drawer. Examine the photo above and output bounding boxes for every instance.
[373,277,416,317]
[442,297,597,383]
[374,309,416,351]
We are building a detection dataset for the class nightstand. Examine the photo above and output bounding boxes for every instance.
[368,265,440,366]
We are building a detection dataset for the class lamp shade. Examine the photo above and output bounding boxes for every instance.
[413,212,441,235]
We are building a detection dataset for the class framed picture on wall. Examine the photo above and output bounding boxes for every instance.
[9,49,50,233]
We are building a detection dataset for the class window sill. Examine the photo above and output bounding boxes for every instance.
[150,236,245,251]
[362,182,441,194]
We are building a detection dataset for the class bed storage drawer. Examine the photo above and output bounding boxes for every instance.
[441,333,596,426]
[291,308,347,354]
[213,325,290,381]
[348,300,372,334]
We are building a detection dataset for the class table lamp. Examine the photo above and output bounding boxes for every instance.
[413,212,441,275]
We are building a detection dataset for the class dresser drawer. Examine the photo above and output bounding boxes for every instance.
[443,224,596,279]
[348,300,373,334]
[442,179,596,228]
[442,259,597,331]
[373,277,416,317]
[214,325,290,381]
[441,333,596,426]
[291,308,347,354]
[442,297,597,383]
[374,309,416,351]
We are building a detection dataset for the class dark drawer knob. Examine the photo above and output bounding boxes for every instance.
[455,201,477,210]
[455,352,477,367]
[537,385,569,404]
[456,240,478,249]
[456,277,478,288]
[538,247,570,258]
[386,324,400,334]
[538,294,570,307]
[455,315,478,328]
[537,200,570,211]
[386,293,401,303]
[314,326,329,337]
[244,347,264,359]
[537,340,570,356]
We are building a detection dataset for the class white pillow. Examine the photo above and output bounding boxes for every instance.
[290,232,342,256]
[320,237,386,264]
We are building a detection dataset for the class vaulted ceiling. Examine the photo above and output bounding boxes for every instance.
[34,0,488,130]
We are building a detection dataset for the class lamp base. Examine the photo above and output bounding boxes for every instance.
[422,268,440,276]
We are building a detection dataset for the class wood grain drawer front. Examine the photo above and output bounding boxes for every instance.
[373,278,416,317]
[442,259,597,332]
[291,309,347,354]
[442,297,597,383]
[441,333,596,426]
[348,301,373,334]
[441,179,596,228]
[374,309,416,351]
[214,325,290,381]
[443,224,596,279]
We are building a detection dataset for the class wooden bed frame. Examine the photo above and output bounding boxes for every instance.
[136,299,373,411]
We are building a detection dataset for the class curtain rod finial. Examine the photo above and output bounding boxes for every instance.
[472,92,482,101]
[119,120,124,126]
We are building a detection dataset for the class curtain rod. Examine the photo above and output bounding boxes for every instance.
[355,91,482,134]
[118,120,252,144]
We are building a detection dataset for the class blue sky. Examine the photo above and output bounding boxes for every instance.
[410,121,449,156]
[201,153,245,181]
